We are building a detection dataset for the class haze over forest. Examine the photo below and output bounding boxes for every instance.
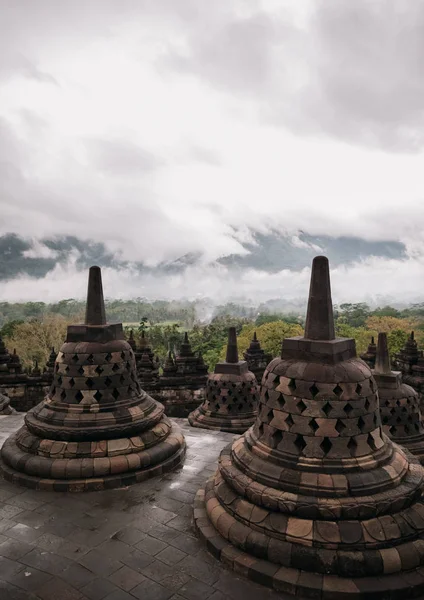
[1,1,424,305]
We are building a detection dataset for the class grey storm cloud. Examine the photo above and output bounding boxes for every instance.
[85,138,165,175]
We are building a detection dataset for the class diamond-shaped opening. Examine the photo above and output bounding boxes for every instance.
[335,419,346,434]
[297,399,307,413]
[357,416,366,431]
[112,363,119,372]
[104,377,112,387]
[69,378,75,388]
[215,403,220,411]
[112,388,120,400]
[121,351,126,359]
[65,365,70,374]
[51,386,56,395]
[415,423,421,431]
[288,378,296,391]
[78,366,84,375]
[120,375,125,384]
[408,415,413,423]
[294,434,307,453]
[309,418,319,433]
[322,402,332,417]
[72,354,79,363]
[85,378,94,389]
[389,425,397,435]
[126,361,131,370]
[128,385,133,394]
[310,383,319,398]
[404,424,410,434]
[286,414,294,427]
[57,375,63,385]
[228,390,233,396]
[271,429,284,448]
[75,390,83,402]
[345,403,353,416]
[278,396,286,409]
[60,390,67,401]
[396,400,401,407]
[320,437,332,455]
[87,354,94,364]
[55,363,59,372]
[396,416,402,424]
[333,384,343,397]
[94,390,102,402]
[356,383,363,395]
[382,416,388,424]
[347,437,357,456]
[367,433,377,451]
[238,403,243,411]
[364,398,370,411]
[241,382,246,388]
[402,406,407,413]
[385,400,390,407]
[105,353,112,362]
[228,404,232,411]
[95,365,104,375]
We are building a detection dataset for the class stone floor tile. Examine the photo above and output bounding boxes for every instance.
[7,523,44,543]
[177,578,215,600]
[112,527,146,546]
[0,554,26,580]
[19,548,70,576]
[156,545,187,566]
[0,579,39,600]
[120,547,155,573]
[5,566,53,592]
[55,540,91,560]
[35,532,66,552]
[81,578,120,600]
[108,564,146,591]
[61,562,96,589]
[168,533,201,555]
[0,538,33,560]
[103,590,135,600]
[135,535,168,556]
[36,576,84,600]
[179,554,221,586]
[78,549,123,577]
[131,578,174,600]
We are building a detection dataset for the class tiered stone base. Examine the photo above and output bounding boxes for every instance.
[0,420,185,492]
[194,482,424,599]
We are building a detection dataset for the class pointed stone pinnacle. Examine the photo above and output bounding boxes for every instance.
[141,330,145,338]
[85,266,106,326]
[371,336,375,345]
[304,256,335,341]
[411,331,415,340]
[184,332,189,343]
[226,327,239,363]
[253,332,257,342]
[375,332,391,374]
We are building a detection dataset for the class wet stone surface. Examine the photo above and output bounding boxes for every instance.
[0,414,286,600]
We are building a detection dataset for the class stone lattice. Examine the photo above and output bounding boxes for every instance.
[374,332,424,463]
[188,328,259,434]
[0,266,185,492]
[194,256,424,598]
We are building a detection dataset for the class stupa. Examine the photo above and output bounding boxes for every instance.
[0,335,10,372]
[393,331,420,375]
[7,349,22,374]
[0,392,15,415]
[175,332,208,381]
[0,266,185,491]
[45,347,58,374]
[360,336,377,369]
[188,327,259,433]
[194,256,424,598]
[373,332,424,464]
[243,331,272,383]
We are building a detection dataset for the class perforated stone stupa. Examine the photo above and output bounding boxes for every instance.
[188,327,259,433]
[374,332,424,464]
[243,331,272,383]
[194,256,424,598]
[360,336,377,369]
[0,266,185,491]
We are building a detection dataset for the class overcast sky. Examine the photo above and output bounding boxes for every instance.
[1,0,424,304]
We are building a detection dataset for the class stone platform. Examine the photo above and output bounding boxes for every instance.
[0,414,284,600]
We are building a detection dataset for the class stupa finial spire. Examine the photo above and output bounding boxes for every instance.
[304,256,335,341]
[226,327,239,363]
[85,266,106,326]
[375,332,391,374]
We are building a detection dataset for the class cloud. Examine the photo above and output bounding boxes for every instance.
[0,0,424,301]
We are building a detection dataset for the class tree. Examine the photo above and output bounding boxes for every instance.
[334,303,370,327]
[4,315,70,370]
[138,317,149,334]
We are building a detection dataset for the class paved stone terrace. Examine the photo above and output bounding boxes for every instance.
[0,414,287,600]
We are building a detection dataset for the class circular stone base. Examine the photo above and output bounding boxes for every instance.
[188,409,255,434]
[194,479,424,599]
[0,426,186,492]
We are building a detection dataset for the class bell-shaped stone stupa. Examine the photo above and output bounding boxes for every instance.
[360,336,377,369]
[0,266,185,491]
[243,331,272,383]
[194,256,424,598]
[188,327,259,433]
[374,332,424,463]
